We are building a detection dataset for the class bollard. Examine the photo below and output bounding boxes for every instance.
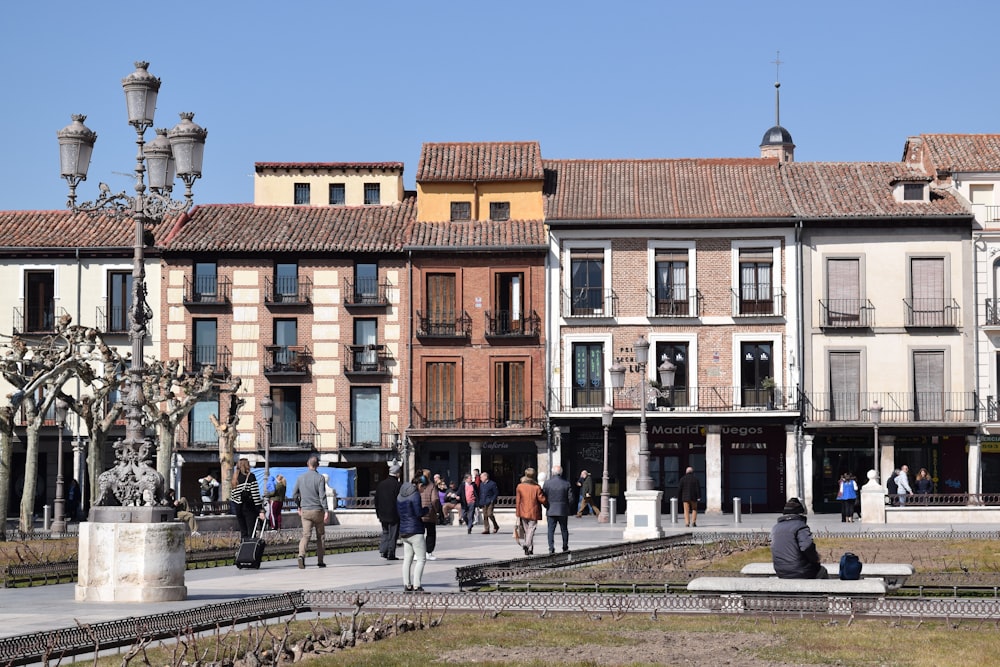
[670,497,679,524]
[609,498,617,524]
[43,504,51,532]
[733,497,742,524]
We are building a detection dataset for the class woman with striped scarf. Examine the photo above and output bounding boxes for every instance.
[231,458,264,539]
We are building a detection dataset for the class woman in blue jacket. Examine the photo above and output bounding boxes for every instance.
[396,476,429,592]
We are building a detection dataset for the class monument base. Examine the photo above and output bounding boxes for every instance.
[623,489,665,541]
[76,519,187,602]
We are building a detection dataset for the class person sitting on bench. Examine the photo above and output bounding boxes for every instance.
[771,497,826,579]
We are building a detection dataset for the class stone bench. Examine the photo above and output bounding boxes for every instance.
[687,576,888,597]
[740,562,912,589]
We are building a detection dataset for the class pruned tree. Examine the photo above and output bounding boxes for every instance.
[210,377,244,500]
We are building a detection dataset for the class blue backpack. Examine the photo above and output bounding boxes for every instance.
[839,552,862,580]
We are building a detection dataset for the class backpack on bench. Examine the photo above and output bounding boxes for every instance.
[839,552,862,580]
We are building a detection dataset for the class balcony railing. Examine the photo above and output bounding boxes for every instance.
[985,299,1000,326]
[549,385,799,413]
[182,345,232,377]
[344,277,391,307]
[411,401,545,429]
[803,391,978,423]
[903,298,960,328]
[561,288,618,318]
[343,343,392,375]
[485,309,541,338]
[256,421,320,449]
[183,275,232,306]
[416,310,472,338]
[176,422,221,450]
[264,276,312,305]
[819,299,875,328]
[264,345,311,376]
[13,304,68,334]
[731,286,785,317]
[96,305,130,333]
[336,422,398,449]
[988,396,1000,423]
[648,288,702,318]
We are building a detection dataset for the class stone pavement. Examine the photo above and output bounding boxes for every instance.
[2,511,997,639]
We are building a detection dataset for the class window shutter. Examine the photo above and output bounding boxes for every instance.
[829,351,861,420]
[913,351,944,420]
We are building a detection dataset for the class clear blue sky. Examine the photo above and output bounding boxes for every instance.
[2,0,997,211]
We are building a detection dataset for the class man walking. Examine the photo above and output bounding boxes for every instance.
[678,466,701,527]
[375,462,403,560]
[895,465,913,506]
[292,455,328,569]
[459,472,478,533]
[575,470,599,517]
[477,471,500,534]
[541,465,573,554]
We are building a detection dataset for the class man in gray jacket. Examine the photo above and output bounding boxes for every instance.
[292,455,328,569]
[771,497,826,579]
[541,465,574,555]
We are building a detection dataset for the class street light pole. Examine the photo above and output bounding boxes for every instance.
[598,403,614,523]
[871,399,883,481]
[261,397,274,483]
[634,336,653,491]
[50,398,70,533]
[58,62,206,508]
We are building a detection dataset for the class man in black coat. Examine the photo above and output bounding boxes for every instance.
[541,465,574,554]
[677,466,701,527]
[374,463,402,560]
[771,497,826,579]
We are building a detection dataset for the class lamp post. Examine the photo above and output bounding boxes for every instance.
[261,397,274,484]
[50,398,70,533]
[634,336,654,490]
[598,403,614,523]
[871,399,883,481]
[58,62,206,507]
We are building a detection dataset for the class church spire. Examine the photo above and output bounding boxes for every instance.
[760,51,795,162]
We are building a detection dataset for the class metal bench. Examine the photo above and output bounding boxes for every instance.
[740,562,912,589]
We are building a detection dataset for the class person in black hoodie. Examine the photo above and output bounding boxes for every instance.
[771,497,826,579]
[375,463,403,560]
[397,474,429,592]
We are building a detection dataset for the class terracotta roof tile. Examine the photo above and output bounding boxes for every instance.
[417,142,544,182]
[254,161,404,172]
[912,134,1000,172]
[0,209,146,248]
[406,219,547,250]
[161,197,416,253]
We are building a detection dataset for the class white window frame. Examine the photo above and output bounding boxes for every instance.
[731,239,781,317]
[648,241,697,318]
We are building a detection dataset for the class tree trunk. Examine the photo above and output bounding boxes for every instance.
[87,430,107,506]
[157,423,176,489]
[0,423,11,541]
[220,432,234,501]
[19,422,39,533]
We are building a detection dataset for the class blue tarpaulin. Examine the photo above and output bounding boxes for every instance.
[251,466,356,507]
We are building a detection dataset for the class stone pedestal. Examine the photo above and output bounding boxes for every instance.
[76,507,187,602]
[623,489,664,541]
[860,469,886,525]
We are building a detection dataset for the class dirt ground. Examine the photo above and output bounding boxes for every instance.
[437,630,822,666]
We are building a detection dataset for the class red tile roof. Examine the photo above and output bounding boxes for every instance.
[909,134,1000,172]
[161,197,416,253]
[0,209,147,248]
[254,162,404,172]
[543,158,969,221]
[417,142,544,182]
[406,219,547,250]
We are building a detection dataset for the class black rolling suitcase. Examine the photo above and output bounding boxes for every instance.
[235,518,266,569]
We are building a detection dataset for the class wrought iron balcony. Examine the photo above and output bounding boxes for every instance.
[336,421,398,449]
[96,305,130,333]
[182,345,231,377]
[256,421,320,449]
[561,288,618,318]
[731,286,785,317]
[343,343,392,375]
[548,385,799,413]
[13,303,68,334]
[416,310,472,339]
[985,299,1000,326]
[264,276,312,306]
[819,299,875,328]
[802,391,978,423]
[344,277,391,307]
[182,275,232,306]
[264,345,311,376]
[903,298,960,328]
[648,288,702,318]
[176,423,221,450]
[485,309,541,338]
[411,401,545,430]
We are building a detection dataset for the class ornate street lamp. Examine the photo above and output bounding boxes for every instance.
[634,336,654,490]
[598,403,614,523]
[261,397,274,484]
[50,398,70,533]
[57,61,206,508]
[871,399,883,481]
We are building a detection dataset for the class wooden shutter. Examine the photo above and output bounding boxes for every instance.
[827,259,860,325]
[426,362,456,424]
[913,351,944,420]
[911,258,944,326]
[427,274,456,326]
[829,351,861,420]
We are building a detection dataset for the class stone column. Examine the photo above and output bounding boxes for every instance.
[784,424,800,500]
[879,435,896,487]
[705,425,722,513]
[469,440,482,478]
[802,434,814,512]
[968,435,982,495]
[623,424,639,491]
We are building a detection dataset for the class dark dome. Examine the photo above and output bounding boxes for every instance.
[760,125,794,147]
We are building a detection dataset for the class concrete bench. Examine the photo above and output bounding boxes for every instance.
[740,562,913,589]
[688,576,888,597]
